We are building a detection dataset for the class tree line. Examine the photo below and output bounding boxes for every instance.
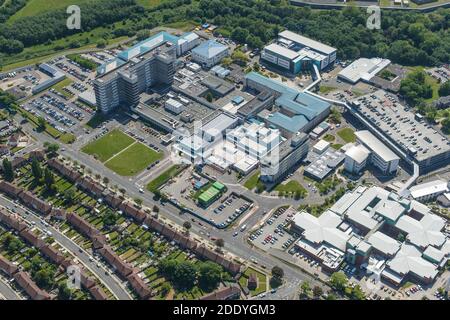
[0,0,144,53]
[188,0,449,66]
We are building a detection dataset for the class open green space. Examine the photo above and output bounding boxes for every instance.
[8,0,92,22]
[239,267,267,297]
[66,54,98,71]
[146,165,186,193]
[337,127,356,143]
[81,129,134,162]
[319,86,337,94]
[274,180,307,195]
[244,170,262,190]
[104,142,163,176]
[323,134,335,142]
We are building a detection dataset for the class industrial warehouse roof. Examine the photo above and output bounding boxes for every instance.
[278,30,336,55]
[338,58,391,84]
[292,210,350,251]
[368,231,401,257]
[354,130,400,162]
[192,40,228,59]
[409,180,449,200]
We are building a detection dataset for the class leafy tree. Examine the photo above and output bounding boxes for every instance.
[2,158,14,182]
[205,92,214,102]
[197,261,223,291]
[102,177,109,185]
[44,142,59,157]
[399,70,432,107]
[63,188,76,205]
[136,29,151,41]
[37,116,47,131]
[329,107,342,124]
[58,282,72,300]
[31,157,43,182]
[173,261,197,290]
[160,282,171,297]
[215,238,224,249]
[300,281,311,298]
[34,268,54,290]
[271,266,284,279]
[103,209,119,226]
[438,81,450,97]
[313,286,323,299]
[329,272,348,292]
[351,285,365,300]
[43,167,55,189]
[134,197,143,206]
[183,221,192,233]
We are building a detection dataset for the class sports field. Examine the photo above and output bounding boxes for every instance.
[81,129,134,162]
[82,129,163,176]
[105,142,163,176]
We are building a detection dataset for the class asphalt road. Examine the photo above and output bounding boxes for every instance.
[15,115,328,299]
[0,195,132,300]
[0,277,21,300]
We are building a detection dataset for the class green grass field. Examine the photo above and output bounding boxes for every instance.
[244,171,261,190]
[105,142,163,176]
[8,0,92,22]
[274,180,307,195]
[81,129,134,162]
[337,127,356,143]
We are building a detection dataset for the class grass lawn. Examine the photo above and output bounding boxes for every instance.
[323,134,335,142]
[146,165,186,192]
[136,0,166,8]
[319,86,337,94]
[81,129,134,162]
[244,170,261,190]
[239,267,267,297]
[105,142,163,176]
[50,78,73,98]
[331,143,343,150]
[8,0,92,22]
[274,180,307,194]
[337,127,356,143]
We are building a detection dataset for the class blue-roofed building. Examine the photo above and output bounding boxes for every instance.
[245,72,330,137]
[192,40,229,68]
[232,96,244,105]
[117,31,200,62]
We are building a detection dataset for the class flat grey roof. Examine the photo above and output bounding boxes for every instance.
[355,130,399,162]
[278,30,336,55]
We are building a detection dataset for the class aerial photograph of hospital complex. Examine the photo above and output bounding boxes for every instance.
[0,0,448,304]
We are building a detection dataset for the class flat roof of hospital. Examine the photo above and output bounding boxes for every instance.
[278,30,337,55]
[355,130,400,162]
